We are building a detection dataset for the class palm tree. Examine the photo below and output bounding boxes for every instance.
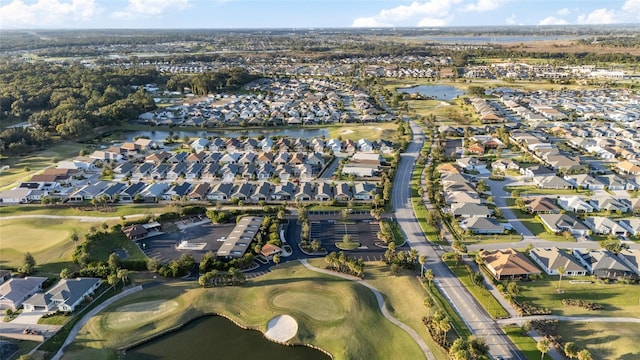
[272,254,281,267]
[557,266,565,291]
[577,349,592,360]
[425,269,435,288]
[439,318,451,339]
[537,337,551,360]
[117,269,129,287]
[419,255,426,278]
[564,342,578,359]
[70,231,79,248]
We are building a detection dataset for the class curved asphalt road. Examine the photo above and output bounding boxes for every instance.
[392,119,525,360]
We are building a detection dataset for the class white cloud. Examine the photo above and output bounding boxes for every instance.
[623,0,640,12]
[505,13,517,25]
[556,8,570,16]
[462,0,505,12]
[351,0,462,27]
[576,8,616,24]
[351,17,392,27]
[538,16,567,25]
[112,0,189,20]
[0,0,101,28]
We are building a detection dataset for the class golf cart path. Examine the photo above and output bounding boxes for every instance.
[50,285,143,360]
[299,259,434,360]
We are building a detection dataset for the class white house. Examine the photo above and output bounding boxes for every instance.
[23,278,101,313]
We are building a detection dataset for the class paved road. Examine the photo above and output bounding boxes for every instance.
[300,259,434,360]
[483,176,534,237]
[497,315,640,325]
[392,120,525,360]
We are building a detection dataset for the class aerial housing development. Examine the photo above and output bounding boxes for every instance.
[1,18,640,360]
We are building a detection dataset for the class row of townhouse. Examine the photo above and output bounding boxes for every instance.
[64,180,378,204]
[537,212,640,237]
[480,247,640,281]
[188,137,394,154]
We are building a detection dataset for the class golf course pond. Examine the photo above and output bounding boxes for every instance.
[123,315,330,360]
[397,84,465,100]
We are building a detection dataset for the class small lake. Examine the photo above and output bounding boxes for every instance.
[124,315,330,360]
[397,85,465,101]
[123,128,329,142]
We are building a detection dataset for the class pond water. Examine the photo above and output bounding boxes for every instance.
[123,315,330,360]
[397,85,465,101]
[124,128,329,142]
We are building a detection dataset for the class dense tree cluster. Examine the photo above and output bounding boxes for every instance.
[324,251,364,278]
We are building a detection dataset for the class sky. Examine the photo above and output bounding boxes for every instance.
[0,0,639,30]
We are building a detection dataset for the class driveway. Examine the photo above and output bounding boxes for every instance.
[483,176,534,238]
[10,311,47,325]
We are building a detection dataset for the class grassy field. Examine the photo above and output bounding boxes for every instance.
[0,203,173,218]
[445,262,509,319]
[0,143,86,191]
[0,218,115,273]
[519,278,640,318]
[504,185,593,197]
[65,261,429,360]
[502,326,540,360]
[326,122,399,141]
[556,322,640,360]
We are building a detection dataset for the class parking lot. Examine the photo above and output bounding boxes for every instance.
[309,219,384,255]
[138,222,236,263]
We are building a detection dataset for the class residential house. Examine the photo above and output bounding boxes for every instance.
[23,278,101,312]
[271,182,295,201]
[450,197,492,216]
[231,183,253,201]
[584,216,628,236]
[334,183,352,201]
[589,195,629,213]
[524,197,561,214]
[557,196,594,213]
[122,224,148,240]
[617,249,640,276]
[456,157,486,172]
[145,151,171,164]
[315,182,332,201]
[529,247,587,276]
[539,213,590,236]
[190,138,210,152]
[564,174,606,190]
[188,183,210,201]
[619,218,640,236]
[119,182,146,202]
[0,277,47,311]
[572,249,636,280]
[139,183,168,203]
[598,174,635,191]
[479,248,542,280]
[167,152,188,164]
[208,183,234,201]
[459,217,505,234]
[0,188,34,204]
[353,182,376,200]
[251,182,271,202]
[491,159,519,172]
[219,153,241,164]
[617,160,640,175]
[163,182,192,201]
[295,182,314,201]
[534,175,574,190]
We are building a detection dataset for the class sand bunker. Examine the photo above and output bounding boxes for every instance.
[341,129,354,134]
[264,314,298,342]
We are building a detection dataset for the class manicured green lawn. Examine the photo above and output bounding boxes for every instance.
[519,278,640,318]
[326,122,399,141]
[85,231,147,263]
[0,218,115,273]
[556,322,640,360]
[504,198,569,242]
[446,262,509,319]
[504,185,593,197]
[0,203,173,217]
[66,261,428,360]
[502,326,540,360]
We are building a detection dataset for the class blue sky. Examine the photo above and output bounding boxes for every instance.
[0,0,639,29]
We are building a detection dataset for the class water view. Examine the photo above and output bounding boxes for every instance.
[124,128,329,142]
[123,316,330,360]
[397,85,465,101]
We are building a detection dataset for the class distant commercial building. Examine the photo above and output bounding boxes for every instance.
[217,216,262,258]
